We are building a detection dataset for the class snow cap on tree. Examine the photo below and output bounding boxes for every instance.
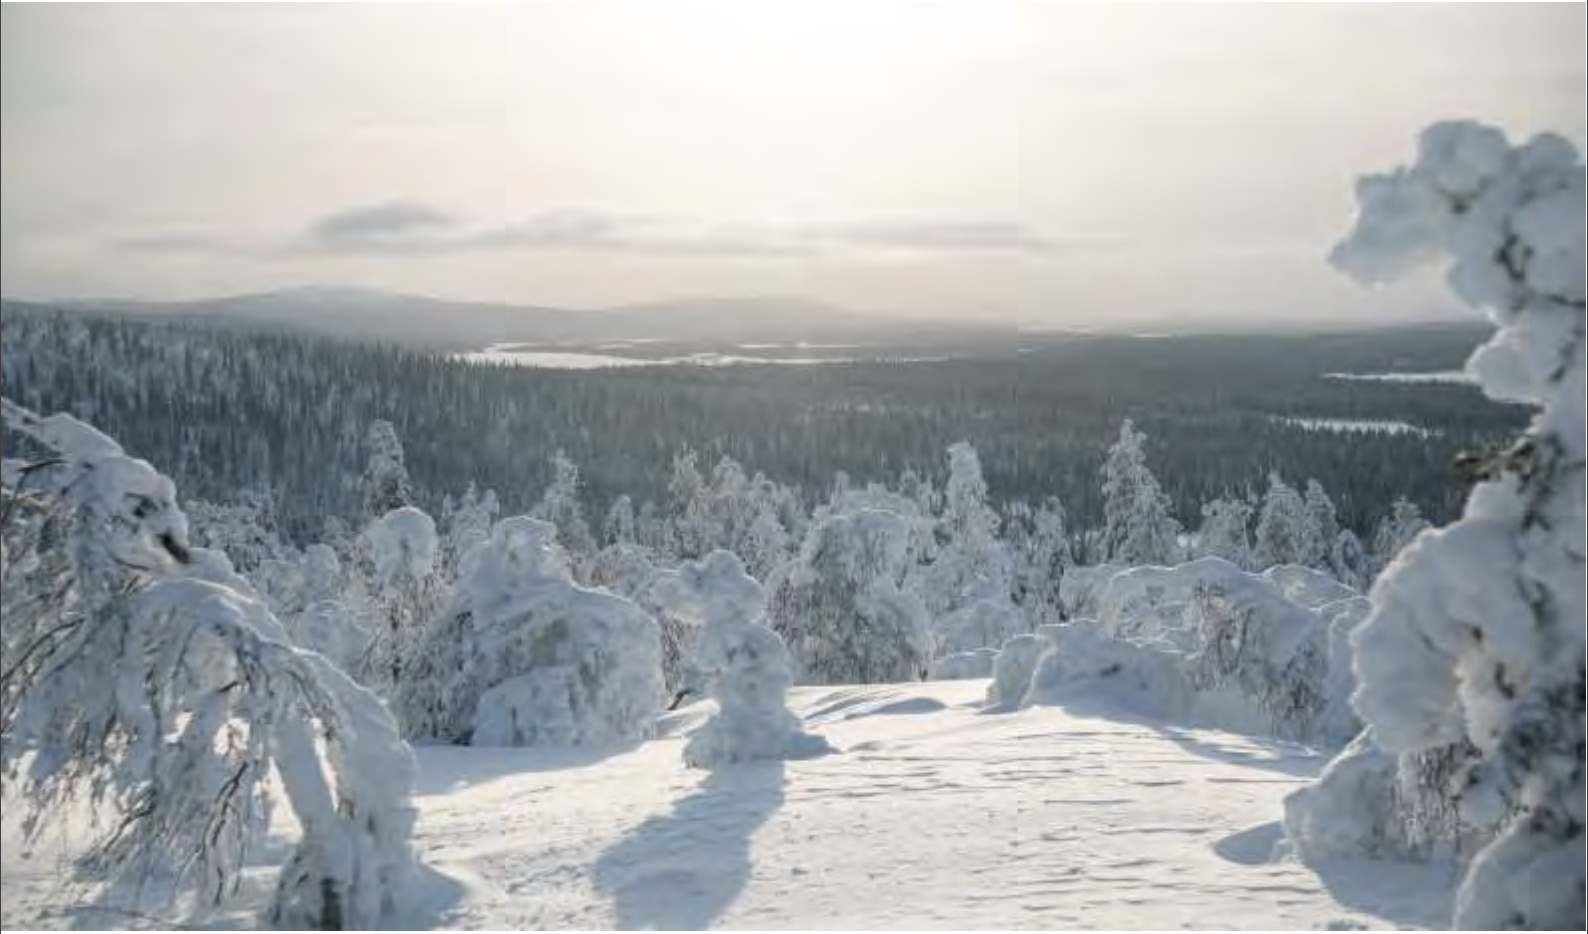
[1310,120,1585,930]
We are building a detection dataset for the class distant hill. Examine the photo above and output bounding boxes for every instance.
[8,285,1488,352]
[30,286,907,350]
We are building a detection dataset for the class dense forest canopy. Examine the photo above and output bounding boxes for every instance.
[0,302,1523,543]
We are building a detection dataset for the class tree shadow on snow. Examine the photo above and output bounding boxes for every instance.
[1214,821,1456,930]
[1017,693,1323,777]
[411,740,644,796]
[593,762,786,930]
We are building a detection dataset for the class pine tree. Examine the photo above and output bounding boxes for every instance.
[1368,496,1430,579]
[1195,495,1255,569]
[533,449,596,569]
[664,448,714,561]
[925,442,1012,616]
[1099,420,1181,566]
[1253,473,1312,569]
[359,419,413,521]
[1302,479,1340,569]
[602,493,638,546]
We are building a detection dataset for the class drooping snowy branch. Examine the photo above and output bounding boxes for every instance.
[1293,121,1584,930]
[0,398,419,928]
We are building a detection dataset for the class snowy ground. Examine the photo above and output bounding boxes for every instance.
[2,680,1453,930]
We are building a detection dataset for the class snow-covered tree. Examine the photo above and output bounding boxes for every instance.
[290,543,369,672]
[650,550,830,767]
[1302,479,1340,569]
[359,505,441,705]
[397,517,663,747]
[533,450,597,571]
[1368,496,1431,579]
[1252,473,1311,570]
[603,493,638,546]
[184,487,291,574]
[1099,420,1181,566]
[1194,495,1255,569]
[0,399,418,928]
[1330,528,1370,592]
[591,493,658,597]
[1024,557,1361,746]
[359,419,413,521]
[438,481,499,578]
[664,448,715,561]
[934,598,1026,657]
[768,509,932,684]
[1290,121,1585,930]
[922,442,1012,618]
[738,495,792,581]
[1006,496,1073,627]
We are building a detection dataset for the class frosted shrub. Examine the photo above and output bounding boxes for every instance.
[399,517,663,748]
[1024,557,1362,746]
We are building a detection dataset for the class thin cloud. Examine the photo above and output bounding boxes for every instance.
[114,203,1115,260]
[307,201,455,249]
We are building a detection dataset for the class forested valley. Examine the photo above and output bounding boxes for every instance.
[0,301,1523,550]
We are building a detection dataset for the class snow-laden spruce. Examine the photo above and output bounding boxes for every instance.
[1017,558,1363,746]
[1005,495,1073,629]
[359,504,442,702]
[1286,121,1584,931]
[397,516,663,747]
[360,418,415,520]
[1098,420,1181,566]
[768,508,933,684]
[0,399,419,928]
[650,550,830,767]
[917,442,1013,619]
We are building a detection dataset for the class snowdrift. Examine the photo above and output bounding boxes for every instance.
[1010,558,1364,747]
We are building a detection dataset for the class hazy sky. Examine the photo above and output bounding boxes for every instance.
[3,2,1583,326]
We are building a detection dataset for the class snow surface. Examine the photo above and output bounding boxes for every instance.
[2,680,1456,930]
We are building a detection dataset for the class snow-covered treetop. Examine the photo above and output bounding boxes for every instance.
[649,549,765,630]
[1,398,190,572]
[799,508,912,586]
[368,505,438,588]
[459,516,572,617]
[1331,121,1584,424]
[304,542,342,601]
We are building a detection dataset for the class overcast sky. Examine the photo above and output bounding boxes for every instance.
[3,2,1583,327]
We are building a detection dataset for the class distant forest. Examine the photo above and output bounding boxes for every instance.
[0,302,1525,542]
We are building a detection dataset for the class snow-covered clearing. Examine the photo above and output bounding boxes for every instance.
[1,679,1455,930]
[424,682,1442,928]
